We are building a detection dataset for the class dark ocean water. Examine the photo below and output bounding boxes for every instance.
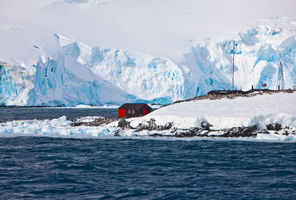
[0,138,296,199]
[0,107,118,122]
[0,108,296,199]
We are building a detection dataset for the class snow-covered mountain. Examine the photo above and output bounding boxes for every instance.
[0,0,296,106]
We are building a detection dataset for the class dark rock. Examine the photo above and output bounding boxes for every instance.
[149,133,163,137]
[257,129,270,134]
[118,118,131,129]
[71,117,117,127]
[71,122,83,127]
[201,121,213,130]
[160,122,173,130]
[147,118,157,131]
[174,127,202,137]
[175,131,197,138]
[266,123,282,131]
[170,128,178,133]
[149,133,174,137]
[114,130,120,137]
[282,130,289,136]
[221,125,257,137]
[135,118,173,132]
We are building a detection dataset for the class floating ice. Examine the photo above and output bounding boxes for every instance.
[0,116,118,138]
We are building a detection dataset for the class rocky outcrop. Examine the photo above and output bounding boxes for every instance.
[266,123,282,131]
[221,125,258,137]
[135,118,173,132]
[117,118,132,129]
[71,117,117,127]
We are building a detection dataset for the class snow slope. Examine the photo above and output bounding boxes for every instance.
[129,91,296,130]
[1,0,296,106]
[2,0,296,61]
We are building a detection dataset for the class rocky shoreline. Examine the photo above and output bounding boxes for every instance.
[70,117,296,138]
[71,117,118,127]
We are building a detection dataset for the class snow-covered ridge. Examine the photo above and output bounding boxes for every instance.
[128,91,296,130]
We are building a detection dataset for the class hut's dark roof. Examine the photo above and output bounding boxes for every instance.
[119,103,150,110]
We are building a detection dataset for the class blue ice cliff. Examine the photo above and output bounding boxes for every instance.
[0,20,296,106]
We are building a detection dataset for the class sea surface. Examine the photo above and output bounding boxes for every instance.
[0,108,296,199]
[0,107,118,122]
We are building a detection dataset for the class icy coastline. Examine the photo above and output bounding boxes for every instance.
[1,91,296,142]
[0,115,295,142]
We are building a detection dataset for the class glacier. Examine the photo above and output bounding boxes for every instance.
[0,19,296,106]
[27,55,137,106]
[181,19,296,95]
[56,34,185,103]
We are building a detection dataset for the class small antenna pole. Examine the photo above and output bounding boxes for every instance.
[278,61,284,90]
[232,41,235,90]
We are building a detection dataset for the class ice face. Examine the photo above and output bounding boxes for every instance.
[0,62,34,105]
[27,55,136,106]
[57,34,185,104]
[0,64,20,105]
[0,19,296,106]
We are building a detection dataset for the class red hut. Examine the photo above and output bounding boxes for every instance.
[118,103,152,118]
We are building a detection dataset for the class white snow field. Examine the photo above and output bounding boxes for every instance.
[128,92,296,130]
[1,92,296,142]
[1,0,296,106]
